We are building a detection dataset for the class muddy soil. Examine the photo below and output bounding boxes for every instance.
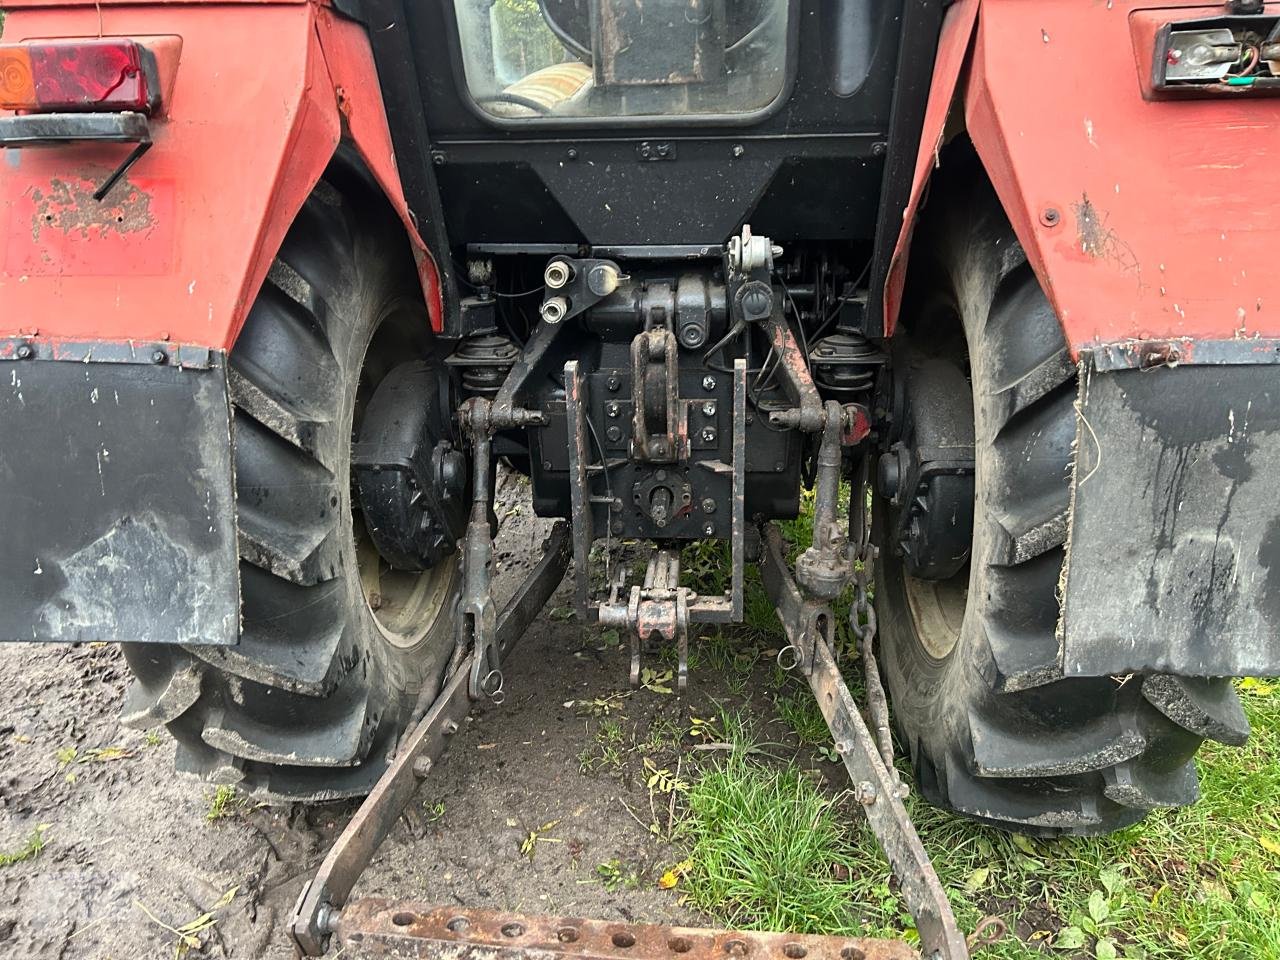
[0,476,811,959]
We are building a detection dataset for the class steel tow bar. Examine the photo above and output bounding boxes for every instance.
[758,524,969,960]
[332,902,918,960]
[289,521,573,955]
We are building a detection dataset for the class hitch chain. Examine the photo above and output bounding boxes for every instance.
[849,514,899,787]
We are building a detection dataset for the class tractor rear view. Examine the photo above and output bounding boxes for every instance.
[2,1,1278,957]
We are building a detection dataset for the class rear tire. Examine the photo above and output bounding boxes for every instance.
[875,160,1249,835]
[122,175,460,801]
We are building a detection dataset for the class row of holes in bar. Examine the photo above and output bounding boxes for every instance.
[386,912,869,960]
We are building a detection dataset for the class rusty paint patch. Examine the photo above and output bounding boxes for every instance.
[30,175,155,242]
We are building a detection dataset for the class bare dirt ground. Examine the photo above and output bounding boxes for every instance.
[0,477,767,959]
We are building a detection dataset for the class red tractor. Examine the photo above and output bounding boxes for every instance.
[2,1,1277,956]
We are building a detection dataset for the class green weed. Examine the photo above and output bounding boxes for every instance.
[205,785,243,823]
[0,825,49,868]
[579,717,629,774]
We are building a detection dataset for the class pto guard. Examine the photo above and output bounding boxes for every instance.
[1059,358,1280,677]
[0,341,239,645]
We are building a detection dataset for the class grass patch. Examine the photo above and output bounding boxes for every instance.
[0,825,49,868]
[774,687,833,748]
[677,688,1280,957]
[678,733,872,934]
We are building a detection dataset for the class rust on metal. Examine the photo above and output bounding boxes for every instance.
[335,902,918,960]
[757,523,968,960]
[764,314,824,432]
[564,361,595,618]
[290,524,573,955]
[29,174,155,241]
[630,327,684,463]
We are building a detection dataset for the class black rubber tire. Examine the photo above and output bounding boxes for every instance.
[121,176,460,801]
[875,161,1250,836]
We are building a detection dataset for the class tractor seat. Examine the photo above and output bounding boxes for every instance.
[483,61,594,118]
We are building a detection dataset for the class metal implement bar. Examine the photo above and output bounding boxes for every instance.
[763,310,824,432]
[460,426,501,702]
[758,524,968,960]
[290,523,573,956]
[564,361,594,618]
[730,357,746,620]
[334,901,917,960]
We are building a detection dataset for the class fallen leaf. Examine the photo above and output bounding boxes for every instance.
[964,866,990,894]
[1055,926,1086,949]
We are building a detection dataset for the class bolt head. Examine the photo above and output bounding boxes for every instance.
[701,401,716,417]
[606,374,621,392]
[15,344,33,360]
[702,375,717,392]
[151,349,167,365]
[732,144,745,158]
[701,498,716,514]
[605,425,623,443]
[703,523,715,536]
[701,427,717,443]
[606,401,621,418]
[566,147,579,160]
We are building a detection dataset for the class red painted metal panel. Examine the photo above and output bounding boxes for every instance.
[883,0,978,338]
[0,2,440,350]
[315,7,444,327]
[965,0,1280,354]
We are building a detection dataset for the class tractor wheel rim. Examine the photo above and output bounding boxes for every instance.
[903,568,967,661]
[352,303,456,651]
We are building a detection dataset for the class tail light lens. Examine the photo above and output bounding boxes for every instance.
[0,40,158,114]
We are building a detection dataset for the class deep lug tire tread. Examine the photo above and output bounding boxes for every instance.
[877,168,1248,835]
[123,177,456,800]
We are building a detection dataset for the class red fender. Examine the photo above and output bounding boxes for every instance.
[883,0,979,341]
[0,0,441,350]
[888,0,1280,358]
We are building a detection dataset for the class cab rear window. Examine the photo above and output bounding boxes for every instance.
[453,0,790,122]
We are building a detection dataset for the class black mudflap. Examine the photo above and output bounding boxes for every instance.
[1059,358,1280,677]
[0,341,239,645]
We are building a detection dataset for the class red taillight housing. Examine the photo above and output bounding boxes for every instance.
[0,40,159,114]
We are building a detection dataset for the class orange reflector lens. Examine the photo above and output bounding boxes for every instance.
[0,46,37,111]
